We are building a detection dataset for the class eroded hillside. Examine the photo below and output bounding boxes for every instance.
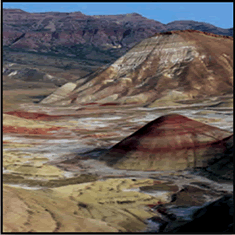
[41,30,233,107]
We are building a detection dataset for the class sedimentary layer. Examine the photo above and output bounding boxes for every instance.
[41,30,233,106]
[100,114,233,171]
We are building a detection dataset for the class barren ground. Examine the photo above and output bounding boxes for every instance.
[3,83,233,232]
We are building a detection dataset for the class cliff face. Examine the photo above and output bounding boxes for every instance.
[43,30,233,106]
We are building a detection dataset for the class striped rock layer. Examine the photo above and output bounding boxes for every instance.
[100,114,233,171]
[41,30,233,106]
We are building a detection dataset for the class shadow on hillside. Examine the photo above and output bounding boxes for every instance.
[59,147,110,165]
[30,95,48,103]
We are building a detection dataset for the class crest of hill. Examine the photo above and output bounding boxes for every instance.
[42,28,233,106]
[151,29,233,39]
[100,114,233,171]
[3,8,28,13]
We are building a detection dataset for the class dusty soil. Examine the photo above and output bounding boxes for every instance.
[2,85,233,232]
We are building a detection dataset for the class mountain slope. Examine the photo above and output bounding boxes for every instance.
[41,30,233,106]
[3,9,233,65]
[99,114,233,171]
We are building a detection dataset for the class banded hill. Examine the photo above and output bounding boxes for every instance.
[40,30,233,107]
[100,114,233,171]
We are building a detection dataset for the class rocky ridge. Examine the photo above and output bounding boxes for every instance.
[3,9,233,64]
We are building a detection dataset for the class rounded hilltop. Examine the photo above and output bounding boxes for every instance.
[100,114,232,171]
[40,27,233,107]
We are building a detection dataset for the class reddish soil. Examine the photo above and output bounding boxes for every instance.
[83,102,98,105]
[109,114,229,154]
[153,180,164,184]
[3,125,62,135]
[147,201,162,208]
[3,141,10,144]
[4,111,65,121]
[102,114,232,169]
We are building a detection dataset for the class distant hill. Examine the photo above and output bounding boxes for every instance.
[3,9,233,65]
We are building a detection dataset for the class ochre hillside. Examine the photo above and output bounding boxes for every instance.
[41,30,233,107]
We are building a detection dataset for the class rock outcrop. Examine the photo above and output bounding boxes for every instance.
[41,30,233,106]
[100,114,233,171]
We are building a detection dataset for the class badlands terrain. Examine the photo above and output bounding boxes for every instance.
[3,8,233,86]
[2,13,234,233]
